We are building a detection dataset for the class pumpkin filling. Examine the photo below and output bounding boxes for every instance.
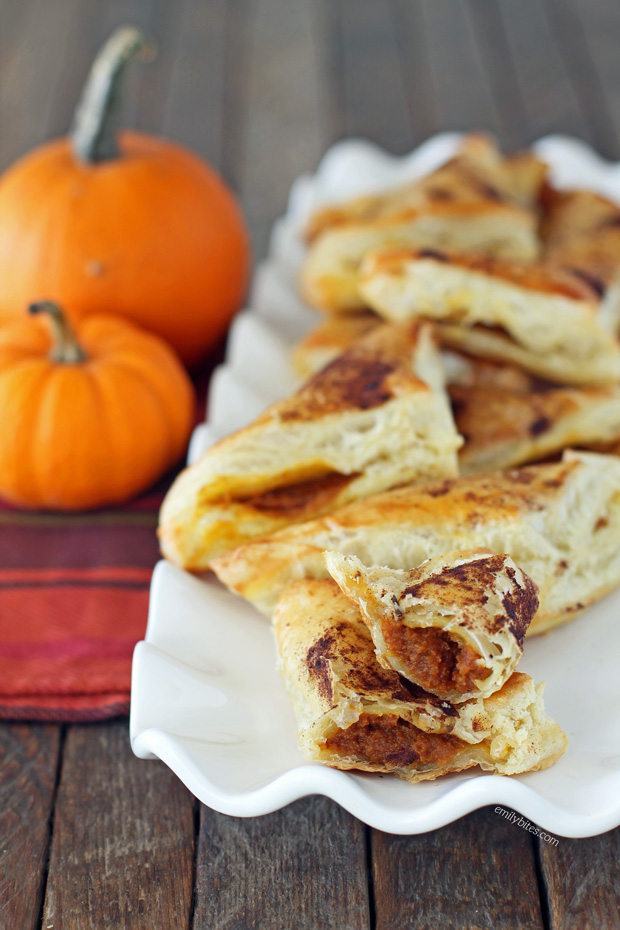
[239,472,357,515]
[382,621,490,694]
[324,713,461,768]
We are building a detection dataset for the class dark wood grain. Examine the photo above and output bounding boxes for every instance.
[389,0,438,147]
[41,723,195,930]
[537,827,620,930]
[542,0,620,158]
[45,0,164,143]
[132,0,183,137]
[193,796,371,930]
[0,725,61,930]
[465,0,529,149]
[371,806,545,930]
[159,0,228,169]
[570,0,620,153]
[0,0,31,80]
[0,0,83,170]
[0,0,166,171]
[497,0,591,146]
[332,0,415,155]
[235,0,328,258]
[417,0,500,139]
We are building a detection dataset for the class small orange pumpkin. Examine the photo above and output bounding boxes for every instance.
[0,27,250,368]
[0,302,195,511]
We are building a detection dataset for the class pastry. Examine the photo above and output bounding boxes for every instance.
[301,135,545,312]
[159,321,460,568]
[542,187,620,323]
[211,450,620,633]
[325,550,538,702]
[273,578,567,781]
[291,310,380,380]
[449,354,620,474]
[358,249,620,385]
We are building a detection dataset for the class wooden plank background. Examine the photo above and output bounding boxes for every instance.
[1,1,620,927]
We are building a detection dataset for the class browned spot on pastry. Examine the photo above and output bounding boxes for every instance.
[529,416,551,436]
[501,572,539,645]
[472,179,502,202]
[306,634,336,703]
[281,356,397,418]
[418,248,449,261]
[595,516,609,530]
[345,663,403,698]
[562,602,586,614]
[417,252,597,300]
[332,358,396,410]
[399,556,537,647]
[425,480,453,498]
[403,556,504,600]
[569,267,606,298]
[425,188,454,203]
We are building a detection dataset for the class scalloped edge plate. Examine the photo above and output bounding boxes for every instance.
[131,133,620,836]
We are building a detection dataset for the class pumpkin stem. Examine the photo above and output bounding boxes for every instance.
[28,302,88,364]
[70,25,156,164]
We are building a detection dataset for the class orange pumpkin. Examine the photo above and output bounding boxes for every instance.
[0,27,250,369]
[0,302,195,511]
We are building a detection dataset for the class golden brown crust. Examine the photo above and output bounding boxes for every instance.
[275,577,457,721]
[300,137,544,312]
[361,248,599,302]
[298,580,448,710]
[291,311,381,380]
[211,452,620,628]
[449,355,620,474]
[319,459,578,529]
[399,555,538,646]
[274,579,568,780]
[159,320,460,568]
[325,549,538,702]
[359,246,620,385]
[542,187,620,292]
[275,321,430,421]
[305,135,545,242]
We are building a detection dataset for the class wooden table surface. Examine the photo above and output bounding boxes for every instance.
[2,1,620,928]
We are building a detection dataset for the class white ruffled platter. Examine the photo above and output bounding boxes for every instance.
[130,133,620,837]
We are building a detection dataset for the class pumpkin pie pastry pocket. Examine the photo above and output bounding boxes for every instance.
[273,578,567,782]
[541,188,620,321]
[446,353,620,476]
[211,450,620,634]
[358,249,620,386]
[300,135,545,312]
[325,550,538,703]
[159,321,461,569]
